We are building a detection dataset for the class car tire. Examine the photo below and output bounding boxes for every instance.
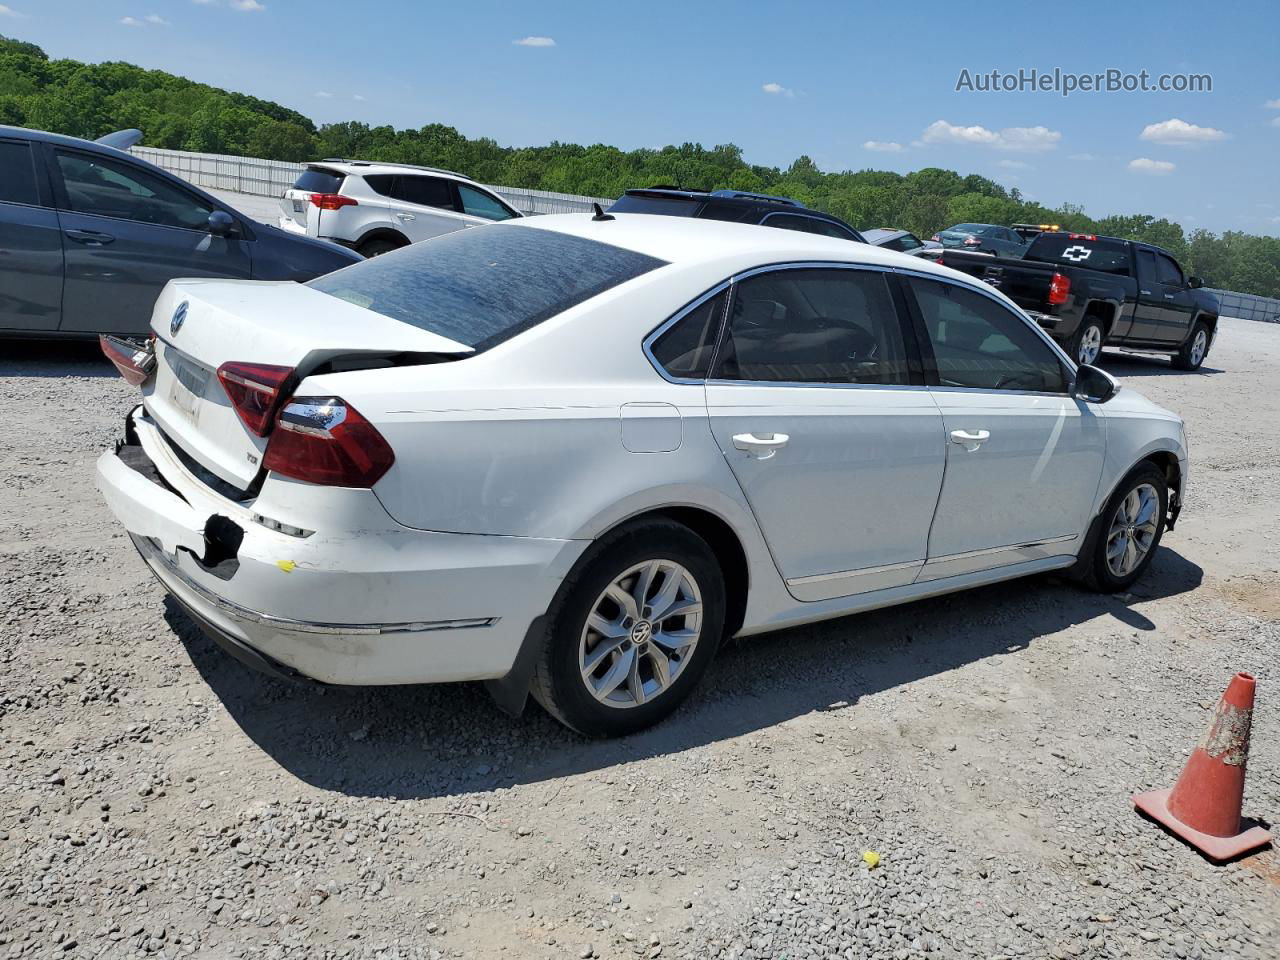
[530,520,726,737]
[357,236,406,258]
[1080,462,1168,592]
[1172,320,1211,371]
[1069,317,1106,367]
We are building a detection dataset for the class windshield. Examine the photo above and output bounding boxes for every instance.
[1025,234,1132,275]
[308,226,667,351]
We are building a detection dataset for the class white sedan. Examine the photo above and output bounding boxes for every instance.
[96,214,1188,737]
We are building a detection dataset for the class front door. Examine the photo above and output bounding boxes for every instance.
[901,275,1105,580]
[386,174,475,243]
[0,137,63,333]
[1153,251,1197,344]
[50,147,251,335]
[703,265,946,601]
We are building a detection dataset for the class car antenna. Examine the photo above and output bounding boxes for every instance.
[591,203,615,221]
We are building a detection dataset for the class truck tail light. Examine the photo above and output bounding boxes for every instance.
[217,362,294,437]
[1048,272,1071,305]
[100,334,156,386]
[309,193,358,210]
[263,397,394,487]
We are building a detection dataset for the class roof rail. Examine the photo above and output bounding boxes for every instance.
[709,189,804,208]
[318,158,470,180]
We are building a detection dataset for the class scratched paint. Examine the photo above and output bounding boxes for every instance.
[1198,701,1253,766]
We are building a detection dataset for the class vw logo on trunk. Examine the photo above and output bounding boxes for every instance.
[170,301,188,337]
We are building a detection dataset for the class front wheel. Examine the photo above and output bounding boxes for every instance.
[1172,320,1211,371]
[530,521,725,737]
[1081,462,1168,592]
[1069,318,1105,367]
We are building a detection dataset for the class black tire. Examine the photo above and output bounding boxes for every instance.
[530,520,726,737]
[1068,317,1106,367]
[1172,320,1211,371]
[1079,462,1168,592]
[357,236,406,258]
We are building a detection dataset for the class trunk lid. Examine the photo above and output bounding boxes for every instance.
[279,188,315,234]
[142,279,471,491]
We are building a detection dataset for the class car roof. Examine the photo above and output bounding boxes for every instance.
[312,159,474,182]
[861,228,907,244]
[0,124,134,158]
[502,212,972,281]
[622,187,805,209]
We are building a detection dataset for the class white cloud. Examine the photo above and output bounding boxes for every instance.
[145,13,169,23]
[0,4,25,17]
[862,140,903,153]
[921,120,1060,152]
[998,159,1030,169]
[1128,157,1176,175]
[120,15,143,25]
[762,82,794,98]
[1140,118,1227,145]
[353,94,366,102]
[230,0,265,10]
[1264,99,1280,109]
[314,90,333,99]
[513,36,555,47]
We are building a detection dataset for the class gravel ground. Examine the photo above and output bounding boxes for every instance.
[2,319,1278,960]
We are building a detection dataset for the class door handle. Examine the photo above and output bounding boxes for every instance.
[732,432,789,460]
[949,429,990,452]
[396,212,415,221]
[65,229,114,245]
[1164,294,1176,300]
[1139,289,1152,295]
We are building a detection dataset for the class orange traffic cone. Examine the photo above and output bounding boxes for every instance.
[1132,672,1271,861]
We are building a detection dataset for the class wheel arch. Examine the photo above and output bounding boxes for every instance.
[1081,299,1120,337]
[352,226,410,251]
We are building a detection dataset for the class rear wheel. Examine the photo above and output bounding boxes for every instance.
[1081,462,1168,592]
[531,521,725,737]
[1172,320,1211,371]
[357,236,406,258]
[1069,318,1106,366]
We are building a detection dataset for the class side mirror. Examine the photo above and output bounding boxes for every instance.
[1187,275,1204,289]
[1073,363,1119,404]
[207,210,236,237]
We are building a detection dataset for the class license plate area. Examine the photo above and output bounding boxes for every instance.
[166,349,211,423]
[292,198,304,213]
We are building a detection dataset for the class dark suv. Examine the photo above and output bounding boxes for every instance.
[608,188,865,243]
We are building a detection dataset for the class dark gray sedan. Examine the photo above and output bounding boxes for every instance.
[931,223,1028,258]
[0,125,361,338]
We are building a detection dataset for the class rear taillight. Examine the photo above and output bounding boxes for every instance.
[309,193,358,210]
[263,397,394,487]
[216,362,293,437]
[962,235,981,246]
[100,334,156,386]
[934,256,946,265]
[1048,272,1071,305]
[930,234,941,242]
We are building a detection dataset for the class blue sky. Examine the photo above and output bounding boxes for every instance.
[9,0,1279,234]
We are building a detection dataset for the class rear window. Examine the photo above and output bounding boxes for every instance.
[292,167,344,194]
[609,194,702,217]
[308,225,667,351]
[1026,234,1131,275]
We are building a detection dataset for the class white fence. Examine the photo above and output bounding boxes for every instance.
[129,146,611,216]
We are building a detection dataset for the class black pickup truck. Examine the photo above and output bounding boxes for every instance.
[938,232,1220,371]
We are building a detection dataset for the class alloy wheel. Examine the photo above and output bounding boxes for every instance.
[1106,482,1160,577]
[1190,329,1207,366]
[1078,325,1103,366]
[578,559,703,709]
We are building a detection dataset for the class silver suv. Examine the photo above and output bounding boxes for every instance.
[279,160,521,257]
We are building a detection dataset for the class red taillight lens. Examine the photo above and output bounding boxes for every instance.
[934,256,946,265]
[930,234,941,242]
[962,235,981,246]
[216,362,294,437]
[309,193,358,210]
[263,397,394,488]
[1048,272,1071,305]
[100,334,156,386]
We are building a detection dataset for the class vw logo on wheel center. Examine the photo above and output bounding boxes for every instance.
[170,301,188,337]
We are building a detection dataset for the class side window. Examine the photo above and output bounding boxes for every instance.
[898,233,923,251]
[362,174,396,197]
[0,140,40,206]
[909,278,1066,393]
[391,175,456,210]
[1156,254,1184,287]
[457,184,518,221]
[712,268,910,386]
[1136,249,1160,286]
[762,213,854,241]
[648,291,726,380]
[883,236,907,252]
[802,218,858,242]
[55,150,213,230]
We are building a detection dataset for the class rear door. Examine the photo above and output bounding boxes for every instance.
[0,137,63,333]
[704,265,946,600]
[385,174,472,242]
[901,275,1104,579]
[1154,251,1196,344]
[49,147,252,335]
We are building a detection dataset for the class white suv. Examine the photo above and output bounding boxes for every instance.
[278,160,521,257]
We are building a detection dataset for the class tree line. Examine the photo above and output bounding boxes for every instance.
[2,35,1277,298]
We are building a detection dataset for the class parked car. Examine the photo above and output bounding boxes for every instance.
[932,223,1028,257]
[938,231,1219,370]
[608,187,865,242]
[862,227,940,257]
[96,215,1187,737]
[279,160,522,257]
[0,126,360,338]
